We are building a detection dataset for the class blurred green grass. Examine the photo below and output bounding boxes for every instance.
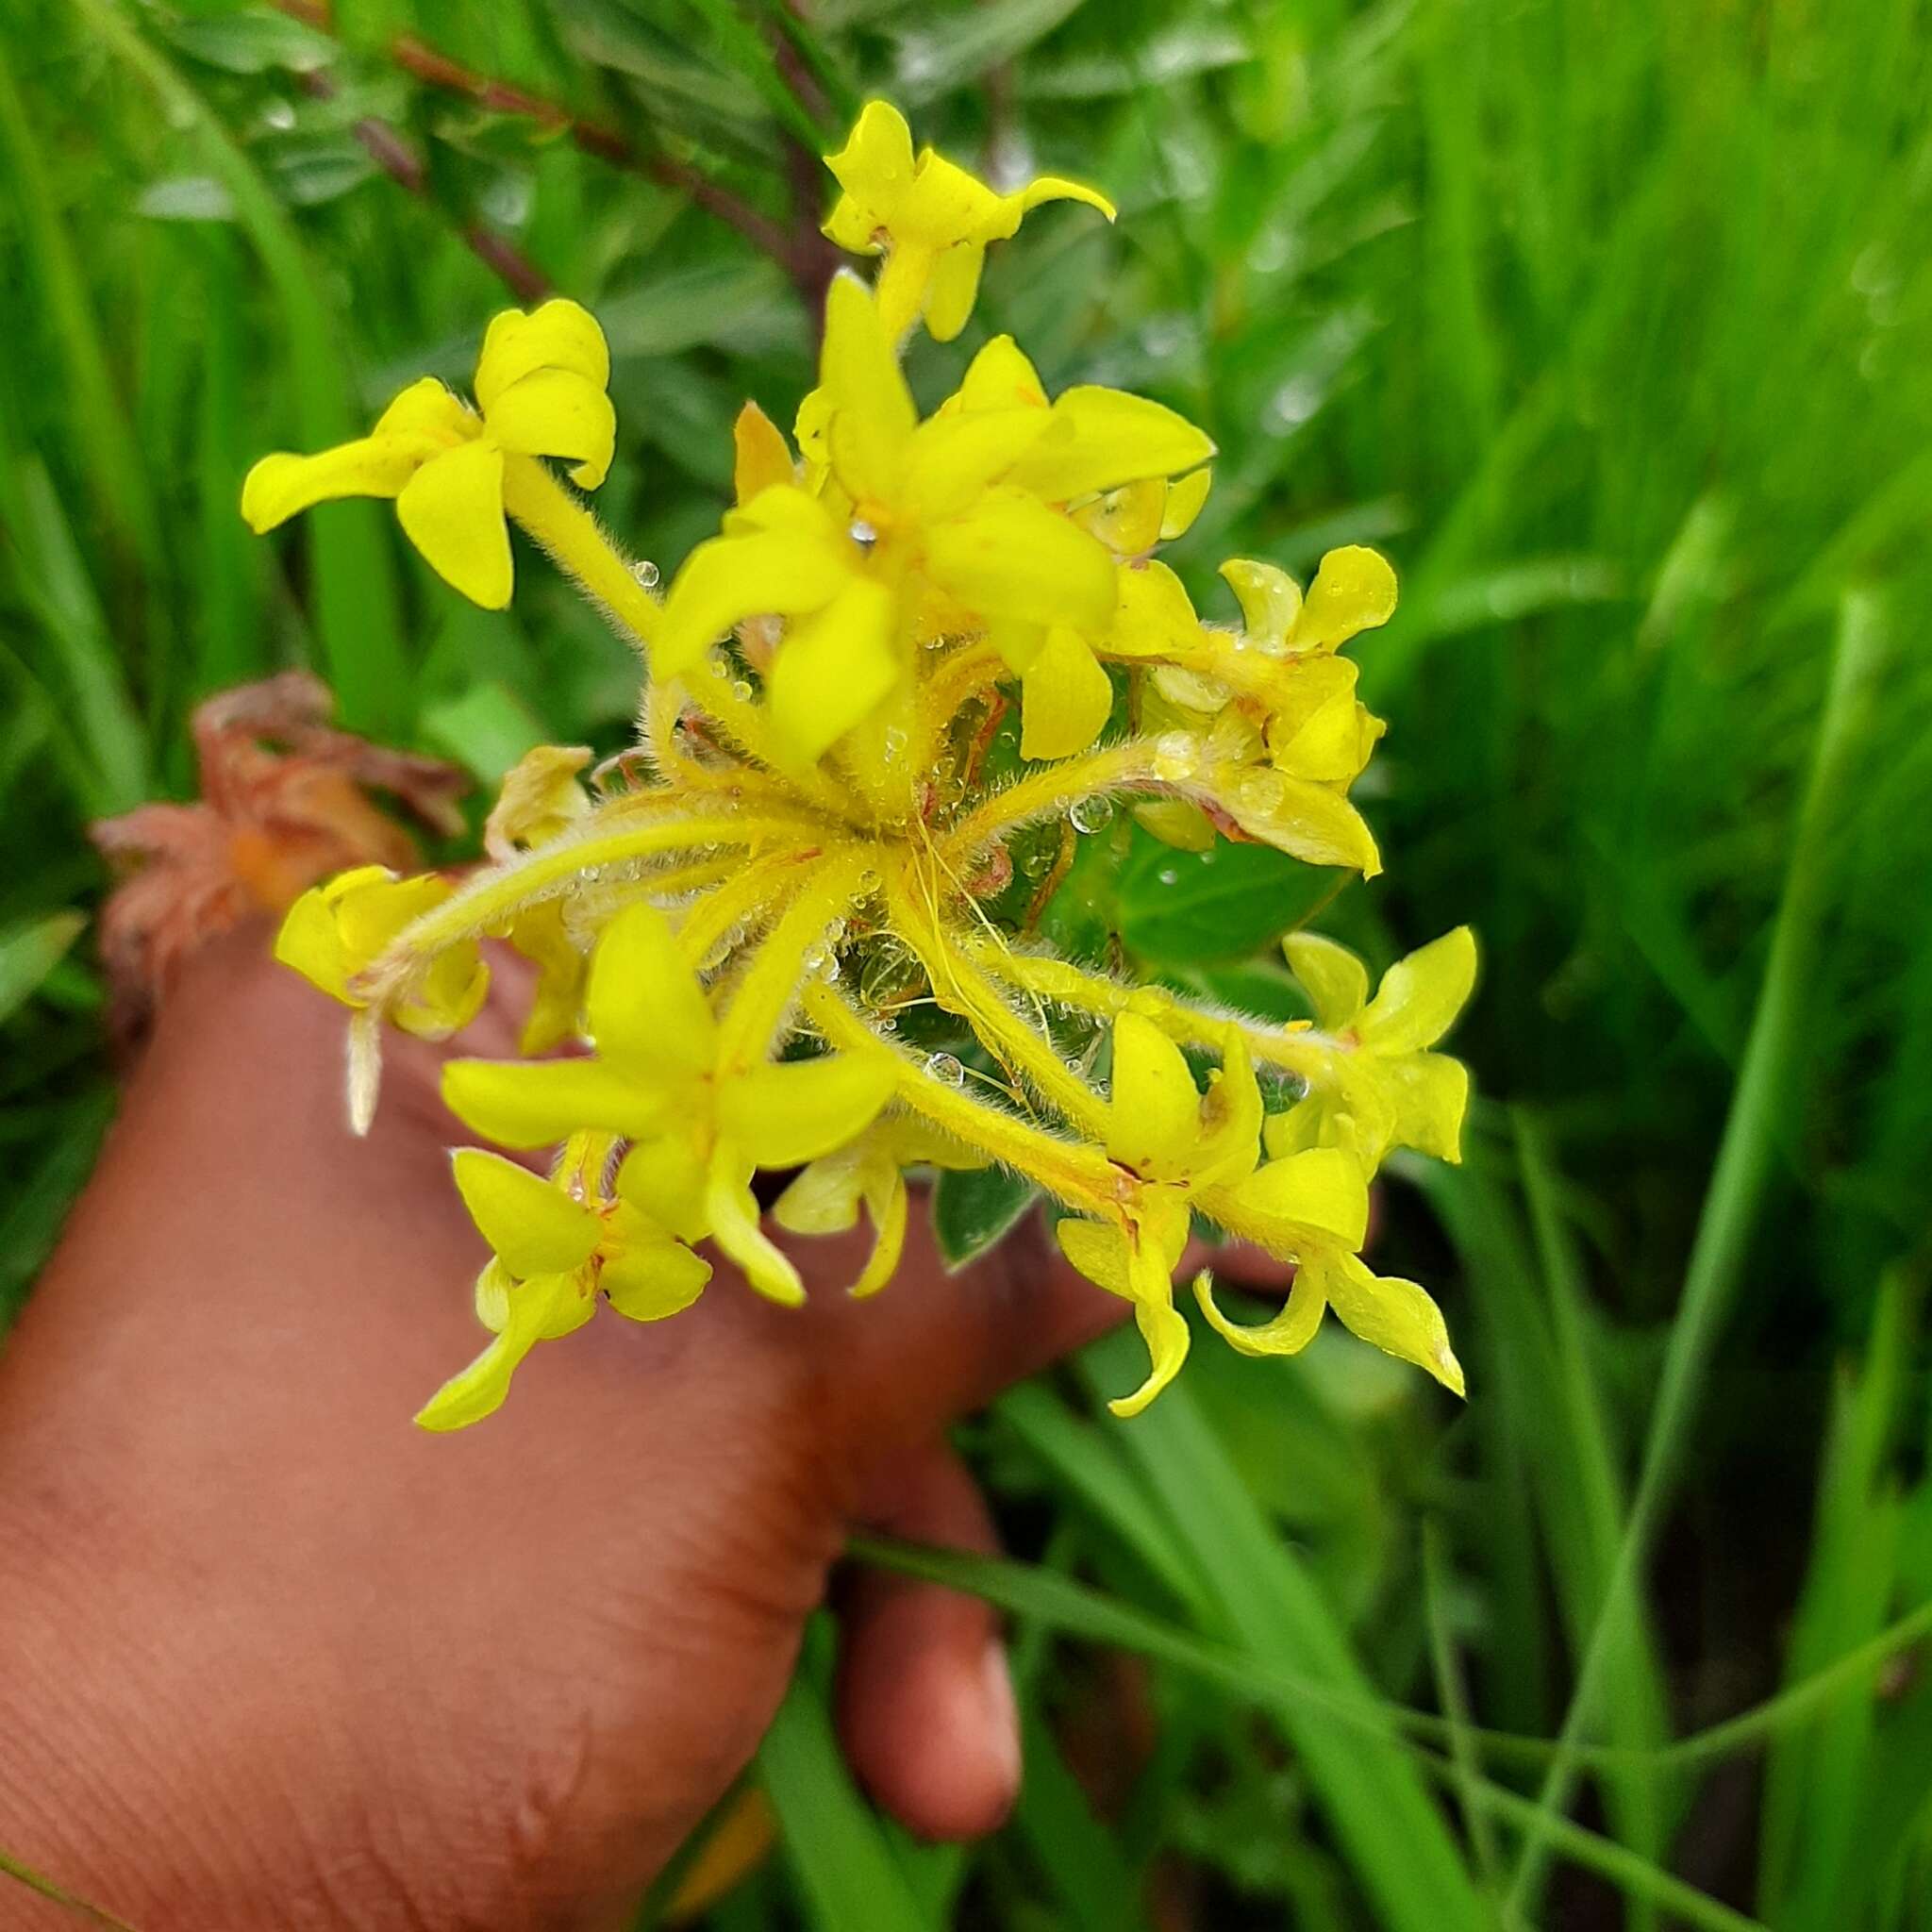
[4,0,1931,1924]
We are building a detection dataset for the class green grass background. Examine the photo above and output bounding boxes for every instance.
[4,0,1932,1925]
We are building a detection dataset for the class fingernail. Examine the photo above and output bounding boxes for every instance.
[980,1640,1023,1807]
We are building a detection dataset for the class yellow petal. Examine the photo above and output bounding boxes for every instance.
[706,1154,805,1306]
[1108,1291,1191,1419]
[242,435,426,533]
[587,901,716,1080]
[1194,1032,1264,1189]
[952,335,1049,413]
[275,866,450,1008]
[820,273,916,504]
[396,947,491,1041]
[616,1132,713,1244]
[721,1053,896,1169]
[1010,173,1116,226]
[1384,1052,1471,1163]
[924,489,1116,632]
[655,508,848,678]
[1282,932,1369,1032]
[1057,1216,1133,1299]
[1310,1249,1464,1396]
[485,368,616,490]
[474,298,610,414]
[1219,558,1302,648]
[1357,927,1477,1054]
[767,575,902,764]
[1106,1011,1202,1180]
[822,100,917,236]
[1020,626,1114,760]
[601,1231,711,1323]
[848,1166,908,1299]
[1160,468,1212,540]
[396,441,513,608]
[1007,389,1215,503]
[413,1269,572,1432]
[904,408,1054,524]
[733,401,794,507]
[1194,1268,1327,1358]
[1131,798,1216,852]
[1075,479,1167,558]
[1291,545,1397,653]
[1224,1144,1369,1253]
[441,1056,670,1148]
[484,744,592,862]
[1220,766,1382,875]
[505,901,588,1057]
[874,240,941,344]
[450,1147,602,1278]
[1108,558,1199,657]
[924,242,987,342]
[772,1148,868,1236]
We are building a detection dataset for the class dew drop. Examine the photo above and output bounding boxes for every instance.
[849,519,878,550]
[924,1051,965,1088]
[1158,866,1180,887]
[732,678,754,702]
[859,938,924,1009]
[1237,769,1290,818]
[632,559,660,589]
[1069,795,1115,835]
[856,867,883,896]
[882,725,909,764]
[1153,731,1200,781]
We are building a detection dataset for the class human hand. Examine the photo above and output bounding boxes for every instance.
[0,934,1148,1930]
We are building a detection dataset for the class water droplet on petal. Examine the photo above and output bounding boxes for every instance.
[1237,769,1290,818]
[859,937,924,1010]
[732,678,754,702]
[1153,731,1200,782]
[1070,795,1115,835]
[924,1052,965,1088]
[849,519,878,551]
[632,559,660,589]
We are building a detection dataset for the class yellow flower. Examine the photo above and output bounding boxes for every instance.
[242,300,615,608]
[823,99,1115,343]
[1271,927,1477,1166]
[774,1115,987,1299]
[416,1145,711,1431]
[441,901,895,1305]
[275,864,487,1038]
[1055,1012,1263,1415]
[1191,1136,1465,1393]
[658,279,1209,764]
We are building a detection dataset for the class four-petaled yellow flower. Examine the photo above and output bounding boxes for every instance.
[440,902,895,1306]
[824,99,1115,344]
[417,1144,711,1431]
[275,864,486,1038]
[242,300,615,608]
[1271,927,1477,1168]
[1055,1012,1263,1415]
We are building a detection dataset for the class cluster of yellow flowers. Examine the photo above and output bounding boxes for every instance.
[244,102,1475,1429]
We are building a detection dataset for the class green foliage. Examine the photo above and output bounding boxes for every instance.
[4,0,1931,1926]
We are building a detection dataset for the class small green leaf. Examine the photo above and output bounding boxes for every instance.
[420,681,547,787]
[932,1164,1040,1271]
[1118,832,1334,965]
[0,911,86,1028]
[167,10,337,75]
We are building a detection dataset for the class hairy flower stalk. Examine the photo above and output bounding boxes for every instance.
[244,99,1475,1428]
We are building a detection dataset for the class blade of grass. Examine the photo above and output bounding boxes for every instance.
[0,1841,134,1930]
[758,1620,938,1932]
[79,0,409,736]
[1505,586,1896,1916]
[1074,1349,1492,1932]
[0,912,87,1027]
[850,1535,1767,1932]
[1422,1517,1506,1897]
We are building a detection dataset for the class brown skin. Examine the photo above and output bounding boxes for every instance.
[0,936,1208,1929]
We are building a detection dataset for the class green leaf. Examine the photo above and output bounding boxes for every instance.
[0,912,87,1028]
[931,1164,1039,1271]
[167,9,337,75]
[419,681,547,787]
[137,174,238,222]
[758,1622,939,1932]
[1118,831,1334,965]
